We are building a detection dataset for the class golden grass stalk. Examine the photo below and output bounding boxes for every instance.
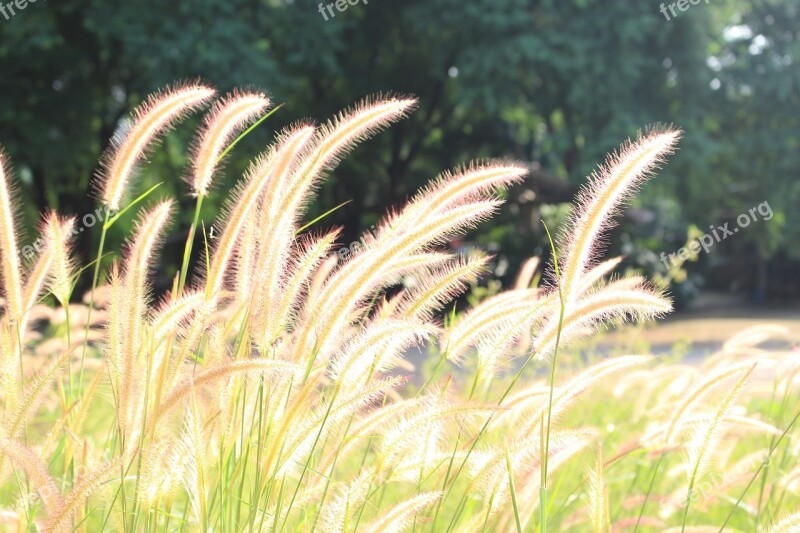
[0,438,62,510]
[297,200,501,363]
[0,150,23,323]
[155,359,300,423]
[663,361,762,446]
[329,318,435,387]
[293,97,417,195]
[680,364,756,530]
[118,201,174,434]
[252,230,340,346]
[764,511,800,533]
[586,449,610,533]
[396,163,527,227]
[104,263,123,387]
[42,214,75,307]
[443,288,544,363]
[3,348,73,440]
[533,285,671,361]
[575,256,623,295]
[189,91,271,197]
[123,201,175,287]
[205,125,315,303]
[383,252,453,276]
[559,128,680,299]
[233,211,258,300]
[362,492,442,533]
[42,457,122,533]
[16,216,71,343]
[151,290,205,342]
[307,254,338,306]
[98,83,215,210]
[395,255,489,321]
[252,98,415,345]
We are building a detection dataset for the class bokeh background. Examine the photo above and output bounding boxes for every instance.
[0,0,798,340]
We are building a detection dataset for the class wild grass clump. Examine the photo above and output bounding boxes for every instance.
[0,84,797,532]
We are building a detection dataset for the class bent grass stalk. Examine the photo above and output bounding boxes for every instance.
[505,439,523,533]
[78,183,162,394]
[432,298,550,531]
[540,220,565,533]
[633,449,666,533]
[718,407,800,532]
[178,105,283,294]
[681,365,755,532]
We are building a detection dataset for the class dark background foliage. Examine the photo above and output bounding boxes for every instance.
[0,0,797,302]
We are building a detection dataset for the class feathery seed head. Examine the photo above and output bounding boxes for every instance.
[42,214,75,306]
[300,96,417,182]
[397,162,528,228]
[559,128,681,299]
[533,285,671,361]
[586,449,610,533]
[764,511,800,533]
[684,364,755,486]
[0,149,23,321]
[205,124,315,302]
[363,492,442,533]
[124,200,175,279]
[189,91,271,197]
[98,83,215,210]
[0,438,62,510]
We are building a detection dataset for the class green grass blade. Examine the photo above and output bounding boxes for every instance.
[103,182,163,230]
[295,200,353,234]
[505,440,523,533]
[216,103,284,163]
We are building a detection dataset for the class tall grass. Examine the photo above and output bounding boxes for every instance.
[0,86,797,532]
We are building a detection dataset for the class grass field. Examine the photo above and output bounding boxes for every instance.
[0,86,798,532]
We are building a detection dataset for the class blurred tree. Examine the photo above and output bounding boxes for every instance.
[0,0,795,297]
[698,0,800,298]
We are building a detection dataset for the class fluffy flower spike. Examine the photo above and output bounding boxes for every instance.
[189,91,271,197]
[98,82,215,210]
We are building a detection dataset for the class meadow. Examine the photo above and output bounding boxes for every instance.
[0,84,797,532]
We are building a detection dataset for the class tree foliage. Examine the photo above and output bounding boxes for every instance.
[0,0,796,296]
